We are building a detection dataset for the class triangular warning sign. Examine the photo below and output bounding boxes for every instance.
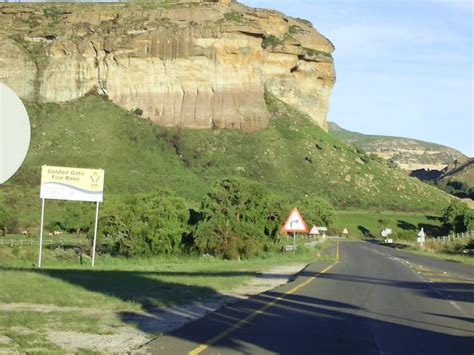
[282,207,308,233]
[309,225,320,235]
[342,228,348,234]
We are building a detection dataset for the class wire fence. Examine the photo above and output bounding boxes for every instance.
[0,238,86,248]
[427,230,473,243]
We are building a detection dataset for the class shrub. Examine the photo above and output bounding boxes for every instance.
[295,196,334,227]
[193,178,289,259]
[224,12,244,23]
[261,35,283,49]
[442,200,473,233]
[97,189,190,257]
[60,202,95,234]
[132,108,143,116]
[0,204,18,235]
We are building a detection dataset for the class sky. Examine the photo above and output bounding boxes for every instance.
[242,0,473,156]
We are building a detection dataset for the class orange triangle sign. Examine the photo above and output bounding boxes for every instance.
[282,207,308,233]
[309,225,320,235]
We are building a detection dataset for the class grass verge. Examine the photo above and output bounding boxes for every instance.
[0,241,332,352]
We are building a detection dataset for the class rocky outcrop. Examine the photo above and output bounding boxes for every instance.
[328,122,468,171]
[0,1,335,131]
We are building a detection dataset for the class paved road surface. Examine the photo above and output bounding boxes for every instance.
[141,241,473,354]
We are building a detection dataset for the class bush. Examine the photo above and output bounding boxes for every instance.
[97,189,190,257]
[59,202,95,234]
[0,204,18,235]
[442,200,474,233]
[295,196,334,227]
[193,178,289,259]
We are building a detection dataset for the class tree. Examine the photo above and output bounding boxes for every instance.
[295,195,334,227]
[0,204,17,236]
[98,189,190,257]
[442,200,474,234]
[193,178,289,259]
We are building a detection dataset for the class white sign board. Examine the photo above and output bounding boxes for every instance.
[309,225,320,235]
[282,208,308,233]
[342,228,348,234]
[381,229,392,238]
[40,165,104,202]
[417,228,425,244]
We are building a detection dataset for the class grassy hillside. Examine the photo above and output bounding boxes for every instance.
[1,93,451,229]
[328,122,467,169]
[437,159,474,199]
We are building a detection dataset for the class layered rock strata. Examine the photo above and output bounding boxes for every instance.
[0,1,335,131]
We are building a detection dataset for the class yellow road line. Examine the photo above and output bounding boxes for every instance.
[428,277,474,284]
[440,272,474,282]
[189,243,340,355]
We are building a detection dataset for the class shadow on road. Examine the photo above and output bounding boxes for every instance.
[296,271,473,303]
[147,284,473,354]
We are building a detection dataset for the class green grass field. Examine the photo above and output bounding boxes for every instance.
[333,210,446,239]
[0,241,332,352]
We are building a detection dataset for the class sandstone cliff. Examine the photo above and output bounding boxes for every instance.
[0,1,335,131]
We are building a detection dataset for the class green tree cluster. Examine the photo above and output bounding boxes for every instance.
[83,179,334,259]
[442,200,473,233]
[296,196,334,227]
[193,178,289,259]
[0,205,18,236]
[98,189,189,257]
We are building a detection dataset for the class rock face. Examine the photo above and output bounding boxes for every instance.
[0,1,335,131]
[328,122,468,171]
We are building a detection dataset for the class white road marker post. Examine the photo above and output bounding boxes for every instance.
[38,198,45,268]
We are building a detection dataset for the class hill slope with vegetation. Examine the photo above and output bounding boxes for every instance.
[437,159,474,199]
[328,122,467,171]
[1,93,451,231]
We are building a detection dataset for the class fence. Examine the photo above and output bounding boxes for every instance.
[427,230,473,243]
[0,238,85,248]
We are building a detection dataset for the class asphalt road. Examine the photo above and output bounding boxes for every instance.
[140,241,473,354]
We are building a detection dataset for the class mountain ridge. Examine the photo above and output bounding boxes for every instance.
[328,122,468,171]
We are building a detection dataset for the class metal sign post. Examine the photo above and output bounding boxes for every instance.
[38,198,45,268]
[293,232,296,254]
[91,202,100,267]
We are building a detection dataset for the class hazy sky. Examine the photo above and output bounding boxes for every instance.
[242,0,473,156]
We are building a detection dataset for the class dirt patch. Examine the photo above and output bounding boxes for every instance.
[0,303,107,314]
[48,328,150,354]
[0,335,12,345]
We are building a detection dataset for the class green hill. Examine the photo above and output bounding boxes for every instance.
[328,122,467,171]
[1,93,451,229]
[437,159,474,199]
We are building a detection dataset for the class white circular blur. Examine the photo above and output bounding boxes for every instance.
[0,83,31,184]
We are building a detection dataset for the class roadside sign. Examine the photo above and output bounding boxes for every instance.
[309,225,320,235]
[342,228,348,234]
[38,165,105,269]
[282,207,308,233]
[381,229,392,237]
[417,228,425,245]
[40,165,104,202]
